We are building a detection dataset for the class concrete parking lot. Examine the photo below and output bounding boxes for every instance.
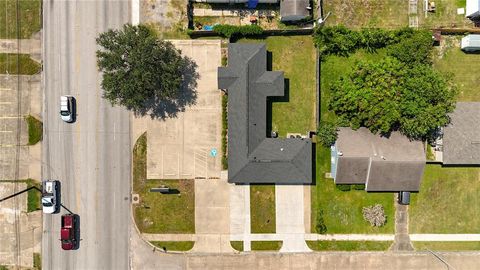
[145,40,222,180]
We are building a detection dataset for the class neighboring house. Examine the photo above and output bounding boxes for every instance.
[461,34,480,52]
[442,102,480,165]
[466,0,480,21]
[280,0,310,22]
[218,43,312,184]
[331,127,426,192]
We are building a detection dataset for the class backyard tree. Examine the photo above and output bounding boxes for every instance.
[96,24,198,118]
[362,204,386,227]
[329,57,457,139]
[386,30,433,66]
[317,121,338,147]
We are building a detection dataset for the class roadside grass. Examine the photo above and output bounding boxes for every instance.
[250,184,276,233]
[33,253,41,270]
[323,0,408,29]
[433,36,480,102]
[150,241,195,251]
[132,133,195,234]
[25,115,43,145]
[0,265,7,270]
[306,241,393,251]
[251,241,282,251]
[0,54,41,75]
[0,0,41,39]
[418,0,473,28]
[26,179,41,212]
[239,36,316,136]
[312,49,394,235]
[409,164,480,233]
[230,241,244,252]
[413,241,480,251]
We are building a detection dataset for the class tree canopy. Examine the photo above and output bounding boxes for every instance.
[96,24,198,119]
[329,57,457,139]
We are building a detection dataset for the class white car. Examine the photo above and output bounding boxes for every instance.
[42,180,60,214]
[60,95,75,122]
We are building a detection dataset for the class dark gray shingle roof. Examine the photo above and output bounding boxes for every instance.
[280,0,310,22]
[218,43,312,184]
[443,102,480,165]
[335,127,425,192]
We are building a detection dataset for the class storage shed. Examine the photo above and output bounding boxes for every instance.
[461,34,480,52]
[280,0,310,22]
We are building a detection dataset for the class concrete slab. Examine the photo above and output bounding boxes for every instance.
[146,40,222,180]
[0,146,30,180]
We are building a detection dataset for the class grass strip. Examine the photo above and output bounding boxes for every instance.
[230,241,243,251]
[0,54,41,75]
[306,240,392,251]
[26,115,43,145]
[150,241,195,251]
[251,241,282,251]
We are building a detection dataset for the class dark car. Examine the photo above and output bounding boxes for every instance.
[398,191,411,205]
[61,214,78,250]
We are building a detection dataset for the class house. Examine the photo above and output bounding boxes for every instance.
[461,34,480,52]
[218,43,312,184]
[442,102,480,165]
[466,0,480,21]
[280,0,310,22]
[331,127,426,192]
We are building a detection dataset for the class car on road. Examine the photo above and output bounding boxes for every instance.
[60,95,75,122]
[61,214,78,250]
[42,180,60,214]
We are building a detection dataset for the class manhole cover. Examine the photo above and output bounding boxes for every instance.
[132,194,140,204]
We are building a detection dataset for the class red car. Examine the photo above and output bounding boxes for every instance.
[61,214,78,250]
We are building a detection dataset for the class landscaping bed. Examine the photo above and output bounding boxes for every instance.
[132,133,195,234]
[306,240,393,251]
[409,165,480,233]
[250,184,276,233]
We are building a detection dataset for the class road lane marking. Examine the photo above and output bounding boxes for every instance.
[0,130,13,133]
[0,88,12,91]
[0,102,12,105]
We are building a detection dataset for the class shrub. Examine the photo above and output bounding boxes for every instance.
[315,210,327,234]
[221,94,228,170]
[317,121,338,147]
[362,204,387,227]
[353,184,365,190]
[213,24,263,38]
[336,184,351,191]
[386,30,433,66]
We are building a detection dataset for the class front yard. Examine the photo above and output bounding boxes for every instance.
[132,133,195,234]
[250,185,276,233]
[0,0,41,39]
[409,165,480,233]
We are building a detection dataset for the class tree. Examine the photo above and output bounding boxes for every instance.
[329,57,457,139]
[317,121,338,147]
[387,30,433,66]
[96,24,198,119]
[362,204,386,227]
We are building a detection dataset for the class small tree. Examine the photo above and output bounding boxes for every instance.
[317,121,338,147]
[96,24,198,119]
[362,204,386,227]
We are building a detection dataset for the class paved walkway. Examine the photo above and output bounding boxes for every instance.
[0,39,41,55]
[391,196,414,251]
[229,180,251,251]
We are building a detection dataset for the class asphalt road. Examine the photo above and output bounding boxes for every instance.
[42,1,131,269]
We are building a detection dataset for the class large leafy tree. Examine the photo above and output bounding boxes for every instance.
[96,24,197,118]
[329,57,457,139]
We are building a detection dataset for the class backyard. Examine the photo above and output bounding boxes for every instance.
[132,133,195,234]
[433,36,480,101]
[409,165,480,234]
[418,0,473,28]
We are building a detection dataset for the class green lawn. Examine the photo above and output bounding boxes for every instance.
[132,133,195,234]
[312,49,394,234]
[409,165,480,233]
[26,115,43,145]
[0,54,41,75]
[251,241,282,251]
[0,0,41,39]
[230,241,244,252]
[306,241,393,251]
[250,184,276,233]
[323,0,408,29]
[413,242,480,251]
[433,36,480,101]
[150,241,195,251]
[33,253,41,270]
[26,179,41,212]
[418,0,473,28]
[239,36,316,136]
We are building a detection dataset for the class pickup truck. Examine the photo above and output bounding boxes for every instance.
[41,180,59,214]
[61,214,78,250]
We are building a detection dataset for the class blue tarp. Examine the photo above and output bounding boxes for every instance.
[203,25,214,31]
[247,0,258,9]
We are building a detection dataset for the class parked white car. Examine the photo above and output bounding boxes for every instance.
[42,180,60,214]
[60,95,75,122]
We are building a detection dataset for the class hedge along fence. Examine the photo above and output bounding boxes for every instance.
[188,25,314,39]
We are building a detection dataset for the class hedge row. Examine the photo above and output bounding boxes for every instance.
[213,24,264,38]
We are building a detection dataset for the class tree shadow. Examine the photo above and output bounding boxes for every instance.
[140,56,200,120]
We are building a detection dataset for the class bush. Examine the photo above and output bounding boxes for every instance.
[362,204,387,227]
[221,94,228,170]
[317,121,338,147]
[386,30,433,66]
[213,24,263,38]
[315,210,327,234]
[353,184,365,190]
[336,184,351,191]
